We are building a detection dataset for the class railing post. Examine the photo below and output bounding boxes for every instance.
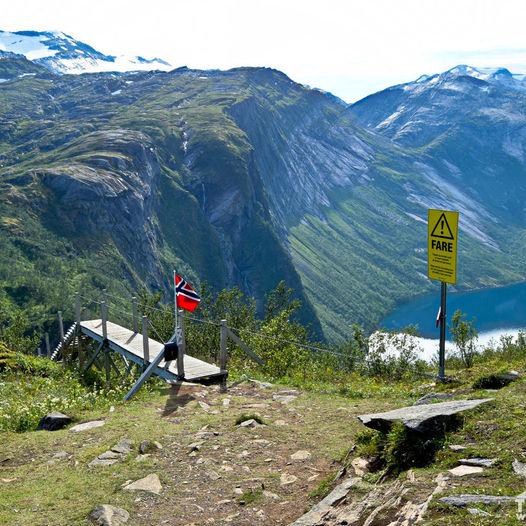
[102,288,107,306]
[177,310,185,378]
[75,292,81,325]
[132,296,138,333]
[101,300,110,388]
[58,311,65,348]
[101,301,108,340]
[142,316,149,363]
[75,292,82,367]
[219,319,228,392]
[220,319,228,371]
[45,332,50,358]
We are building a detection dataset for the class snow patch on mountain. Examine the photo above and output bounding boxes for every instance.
[0,30,172,74]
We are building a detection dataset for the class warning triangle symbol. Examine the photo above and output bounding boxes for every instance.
[430,213,454,240]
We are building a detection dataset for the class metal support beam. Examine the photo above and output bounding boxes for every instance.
[123,347,166,402]
[84,341,105,372]
[227,328,264,365]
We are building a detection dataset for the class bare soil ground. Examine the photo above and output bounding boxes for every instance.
[0,379,396,525]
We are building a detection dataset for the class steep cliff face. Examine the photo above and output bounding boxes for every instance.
[34,129,163,285]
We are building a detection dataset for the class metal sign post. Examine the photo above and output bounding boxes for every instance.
[428,209,459,381]
[438,282,447,379]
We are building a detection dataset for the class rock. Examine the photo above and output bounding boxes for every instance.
[222,398,231,406]
[198,401,211,411]
[98,451,120,460]
[139,440,162,454]
[89,458,119,468]
[238,419,260,428]
[449,444,467,452]
[358,398,494,434]
[37,412,71,431]
[513,459,526,477]
[448,465,484,476]
[413,392,452,406]
[111,440,134,455]
[291,450,311,461]
[90,504,130,525]
[288,477,360,525]
[351,457,375,476]
[52,451,69,459]
[248,379,273,389]
[467,507,491,516]
[70,420,105,432]
[263,490,280,500]
[123,473,162,495]
[274,419,287,426]
[188,441,204,452]
[459,457,496,467]
[280,473,298,485]
[438,494,514,507]
[135,454,150,462]
[273,395,297,404]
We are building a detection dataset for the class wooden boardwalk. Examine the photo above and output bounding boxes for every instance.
[80,319,225,382]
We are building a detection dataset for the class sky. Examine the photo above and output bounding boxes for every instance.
[3,0,526,102]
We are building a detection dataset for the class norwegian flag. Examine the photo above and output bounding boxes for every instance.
[175,274,201,312]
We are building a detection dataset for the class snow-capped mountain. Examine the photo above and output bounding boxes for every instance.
[0,30,171,74]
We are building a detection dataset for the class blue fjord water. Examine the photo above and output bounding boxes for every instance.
[381,281,526,339]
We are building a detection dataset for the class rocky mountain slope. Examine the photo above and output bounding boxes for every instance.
[1,52,526,341]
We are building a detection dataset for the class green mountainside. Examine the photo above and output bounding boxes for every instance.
[1,57,525,342]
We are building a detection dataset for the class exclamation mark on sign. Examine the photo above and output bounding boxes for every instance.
[441,220,444,235]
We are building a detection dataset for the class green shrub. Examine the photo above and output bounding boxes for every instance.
[355,422,448,474]
[473,373,517,390]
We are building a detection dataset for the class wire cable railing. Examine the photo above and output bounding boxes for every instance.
[74,291,436,379]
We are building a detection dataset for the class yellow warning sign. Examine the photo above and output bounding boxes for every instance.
[428,209,459,284]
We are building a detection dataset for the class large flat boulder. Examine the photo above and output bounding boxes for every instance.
[358,399,494,434]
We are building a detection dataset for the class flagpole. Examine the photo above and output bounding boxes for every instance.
[174,270,178,331]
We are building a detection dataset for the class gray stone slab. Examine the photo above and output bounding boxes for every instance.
[358,399,494,434]
[123,473,162,495]
[111,439,134,455]
[448,465,484,477]
[438,494,514,507]
[69,420,105,432]
[288,477,360,525]
[459,458,496,467]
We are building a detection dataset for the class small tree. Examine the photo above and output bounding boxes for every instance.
[449,309,478,368]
